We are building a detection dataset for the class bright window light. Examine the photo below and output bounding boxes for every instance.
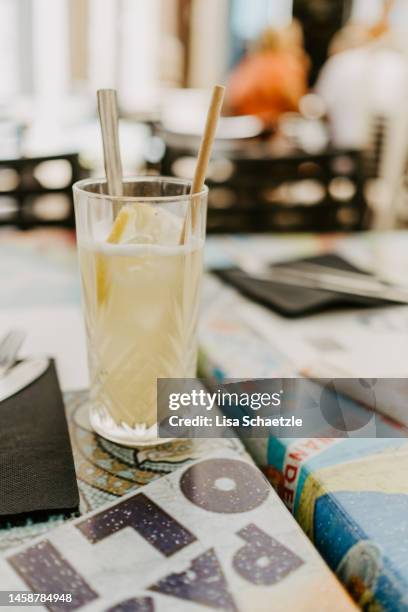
[0,0,19,100]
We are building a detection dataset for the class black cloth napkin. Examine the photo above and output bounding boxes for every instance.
[0,359,79,526]
[213,253,390,318]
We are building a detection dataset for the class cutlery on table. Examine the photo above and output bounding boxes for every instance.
[0,329,49,403]
[234,262,408,305]
[0,329,26,378]
[0,357,49,403]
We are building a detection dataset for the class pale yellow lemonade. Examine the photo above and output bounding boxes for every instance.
[78,203,203,440]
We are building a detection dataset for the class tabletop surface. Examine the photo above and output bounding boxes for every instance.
[1,228,407,610]
[1,228,408,390]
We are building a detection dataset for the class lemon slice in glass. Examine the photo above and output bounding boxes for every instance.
[96,206,133,306]
[96,203,182,305]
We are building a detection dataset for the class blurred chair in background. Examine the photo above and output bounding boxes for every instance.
[0,154,87,229]
[160,133,368,233]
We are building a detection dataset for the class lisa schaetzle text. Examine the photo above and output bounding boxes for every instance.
[167,414,303,428]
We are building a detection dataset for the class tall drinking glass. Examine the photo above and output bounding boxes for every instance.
[73,177,208,446]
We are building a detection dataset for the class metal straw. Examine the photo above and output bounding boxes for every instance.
[97,89,123,196]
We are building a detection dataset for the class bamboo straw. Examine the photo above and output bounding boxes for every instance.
[97,89,123,197]
[180,84,225,244]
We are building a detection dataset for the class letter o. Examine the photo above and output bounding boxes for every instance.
[180,458,270,513]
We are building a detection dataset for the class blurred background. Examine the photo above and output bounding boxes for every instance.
[1,0,408,233]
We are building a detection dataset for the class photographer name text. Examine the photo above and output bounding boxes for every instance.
[168,414,303,428]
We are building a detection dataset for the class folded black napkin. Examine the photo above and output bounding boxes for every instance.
[213,253,388,318]
[0,359,79,526]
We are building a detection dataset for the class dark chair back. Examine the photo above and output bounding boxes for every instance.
[161,143,369,233]
[0,153,87,229]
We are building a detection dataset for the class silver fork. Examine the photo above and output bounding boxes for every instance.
[0,329,26,378]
